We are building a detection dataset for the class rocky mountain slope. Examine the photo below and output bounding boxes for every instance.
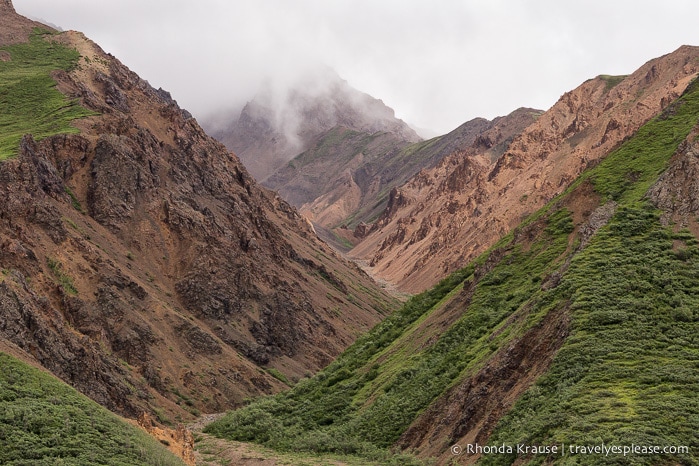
[350,46,699,292]
[0,4,396,427]
[206,68,421,182]
[206,71,699,466]
[264,108,541,250]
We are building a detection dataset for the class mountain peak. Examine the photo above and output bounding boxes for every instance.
[206,68,421,181]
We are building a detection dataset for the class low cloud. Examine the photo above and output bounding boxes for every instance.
[15,0,699,135]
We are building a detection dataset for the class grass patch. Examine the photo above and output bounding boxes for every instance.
[599,74,628,92]
[64,186,83,212]
[266,368,291,386]
[0,28,95,160]
[46,257,77,295]
[0,352,186,465]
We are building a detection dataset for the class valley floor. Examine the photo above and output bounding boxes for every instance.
[190,415,373,466]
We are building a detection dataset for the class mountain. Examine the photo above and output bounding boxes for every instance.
[206,65,699,466]
[264,109,542,251]
[0,4,397,429]
[205,67,421,182]
[350,46,699,293]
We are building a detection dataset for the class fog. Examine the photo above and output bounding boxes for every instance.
[14,0,699,135]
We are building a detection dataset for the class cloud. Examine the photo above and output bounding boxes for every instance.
[14,0,699,134]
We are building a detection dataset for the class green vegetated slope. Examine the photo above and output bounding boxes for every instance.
[0,352,186,466]
[481,79,699,466]
[206,78,699,465]
[0,28,94,160]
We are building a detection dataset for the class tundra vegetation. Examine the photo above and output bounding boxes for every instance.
[0,353,186,465]
[0,28,93,160]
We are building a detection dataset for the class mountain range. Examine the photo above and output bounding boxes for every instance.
[1,1,699,464]
[207,51,699,465]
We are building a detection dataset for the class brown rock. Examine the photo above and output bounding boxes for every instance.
[351,47,699,293]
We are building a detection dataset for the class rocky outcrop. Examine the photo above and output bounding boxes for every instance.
[351,47,699,293]
[647,126,699,227]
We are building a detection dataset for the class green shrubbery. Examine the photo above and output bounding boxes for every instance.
[0,28,94,160]
[482,203,699,466]
[481,78,699,466]
[205,260,477,460]
[0,353,185,465]
[47,257,78,295]
[206,204,575,460]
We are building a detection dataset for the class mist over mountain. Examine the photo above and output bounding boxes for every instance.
[203,67,421,182]
[4,1,699,464]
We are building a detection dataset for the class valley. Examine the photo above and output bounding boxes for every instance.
[1,1,699,464]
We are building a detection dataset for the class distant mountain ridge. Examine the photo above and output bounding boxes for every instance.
[264,108,542,252]
[206,68,421,181]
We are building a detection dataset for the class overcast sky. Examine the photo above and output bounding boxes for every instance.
[14,0,699,136]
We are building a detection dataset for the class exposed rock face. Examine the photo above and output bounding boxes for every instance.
[207,68,421,181]
[0,12,396,421]
[0,0,46,45]
[647,127,699,228]
[351,46,699,293]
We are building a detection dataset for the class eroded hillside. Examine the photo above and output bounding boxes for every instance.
[351,46,699,292]
[0,6,396,426]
